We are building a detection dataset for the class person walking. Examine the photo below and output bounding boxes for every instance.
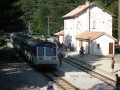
[47,81,54,90]
[58,52,63,67]
[111,57,115,73]
[115,74,120,90]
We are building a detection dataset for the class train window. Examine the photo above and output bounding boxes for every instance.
[46,47,56,56]
[38,47,44,56]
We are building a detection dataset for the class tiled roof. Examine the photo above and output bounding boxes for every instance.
[62,2,114,19]
[76,31,117,41]
[62,5,86,19]
[54,30,64,36]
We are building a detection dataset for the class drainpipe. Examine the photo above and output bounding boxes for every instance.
[88,38,90,54]
[88,1,90,54]
[88,6,90,31]
[86,0,90,54]
[85,0,90,31]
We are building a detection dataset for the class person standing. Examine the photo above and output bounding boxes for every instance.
[58,52,63,67]
[79,46,84,57]
[68,42,71,51]
[115,74,120,90]
[111,57,115,73]
[47,81,54,90]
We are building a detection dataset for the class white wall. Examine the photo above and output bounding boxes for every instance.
[64,19,75,48]
[63,5,113,53]
[74,12,88,49]
[72,6,112,36]
[90,6,112,35]
[59,36,63,44]
[76,35,115,55]
[73,6,112,51]
[91,35,115,55]
[74,11,89,33]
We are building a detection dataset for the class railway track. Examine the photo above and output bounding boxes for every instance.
[63,56,116,86]
[43,71,79,90]
[14,50,79,90]
[15,48,114,89]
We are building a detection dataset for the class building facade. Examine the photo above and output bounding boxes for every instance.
[56,1,117,55]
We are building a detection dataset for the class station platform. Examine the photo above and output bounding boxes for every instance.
[62,51,120,81]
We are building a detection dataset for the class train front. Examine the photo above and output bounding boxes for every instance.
[35,42,59,66]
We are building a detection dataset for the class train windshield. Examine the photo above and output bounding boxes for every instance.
[46,47,56,56]
[38,47,44,56]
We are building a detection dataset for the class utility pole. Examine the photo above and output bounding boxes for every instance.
[118,0,120,45]
[28,21,31,34]
[47,16,50,37]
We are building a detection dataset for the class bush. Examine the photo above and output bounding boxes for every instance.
[0,35,5,46]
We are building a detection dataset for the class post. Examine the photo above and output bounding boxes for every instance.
[88,1,90,31]
[118,0,120,45]
[88,39,90,54]
[28,21,31,34]
[47,16,50,37]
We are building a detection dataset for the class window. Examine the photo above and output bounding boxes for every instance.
[93,20,96,29]
[46,47,56,56]
[38,47,44,56]
[97,44,100,48]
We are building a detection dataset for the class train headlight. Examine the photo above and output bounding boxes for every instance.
[51,57,56,60]
[39,56,44,60]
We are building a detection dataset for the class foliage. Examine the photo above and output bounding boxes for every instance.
[0,0,24,33]
[0,35,5,46]
[31,6,50,36]
[0,0,118,38]
[107,0,118,38]
[18,0,88,36]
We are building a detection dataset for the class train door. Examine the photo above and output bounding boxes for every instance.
[37,47,44,61]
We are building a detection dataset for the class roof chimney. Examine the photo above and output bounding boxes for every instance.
[85,0,90,7]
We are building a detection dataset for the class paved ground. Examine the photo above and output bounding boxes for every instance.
[0,63,60,90]
[57,54,114,90]
[0,47,59,90]
[0,46,119,90]
[63,51,120,81]
[0,63,45,90]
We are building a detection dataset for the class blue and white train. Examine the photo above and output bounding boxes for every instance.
[12,34,59,66]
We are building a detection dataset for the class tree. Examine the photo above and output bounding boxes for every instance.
[0,0,24,33]
[19,0,38,32]
[32,6,50,36]
[0,0,117,36]
[107,0,118,38]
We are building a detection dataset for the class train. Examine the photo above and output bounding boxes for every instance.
[12,33,59,66]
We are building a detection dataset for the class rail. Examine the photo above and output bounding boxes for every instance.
[63,57,116,86]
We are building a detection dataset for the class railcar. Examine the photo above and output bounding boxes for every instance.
[12,34,59,66]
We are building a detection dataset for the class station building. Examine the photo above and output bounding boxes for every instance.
[55,1,117,56]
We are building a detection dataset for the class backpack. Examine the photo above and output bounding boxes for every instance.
[61,54,63,58]
[58,52,63,59]
[113,60,115,64]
